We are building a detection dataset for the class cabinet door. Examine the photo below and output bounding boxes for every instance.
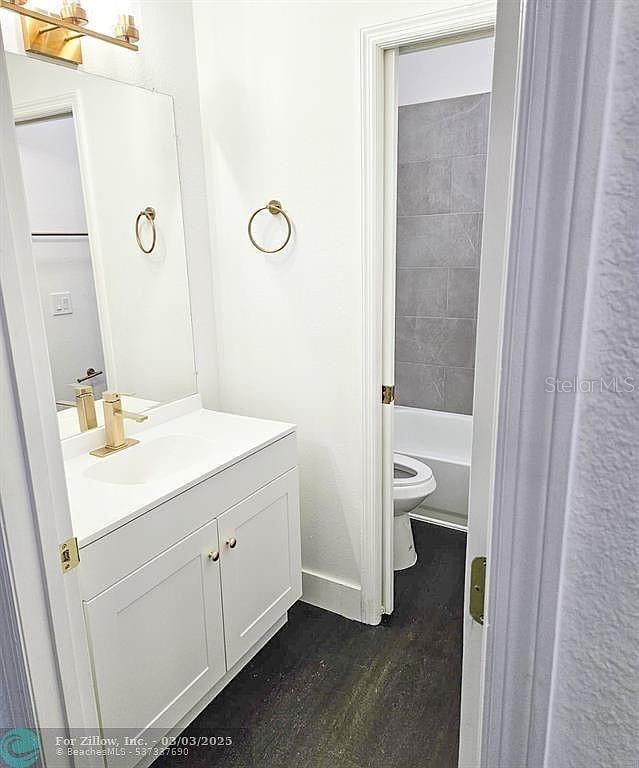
[219,469,301,668]
[84,517,225,761]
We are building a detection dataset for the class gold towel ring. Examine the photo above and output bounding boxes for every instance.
[248,200,292,253]
[136,206,156,253]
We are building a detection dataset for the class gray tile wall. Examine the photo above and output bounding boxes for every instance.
[395,93,490,415]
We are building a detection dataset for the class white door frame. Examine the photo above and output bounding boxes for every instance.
[360,1,517,766]
[379,47,398,615]
[360,0,499,627]
[0,31,100,767]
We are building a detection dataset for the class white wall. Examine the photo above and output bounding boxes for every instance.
[192,0,492,614]
[1,0,218,408]
[399,36,494,106]
[16,115,87,234]
[32,238,105,402]
[545,0,639,763]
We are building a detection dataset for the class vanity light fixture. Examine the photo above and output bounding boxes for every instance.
[0,0,140,65]
[113,13,139,45]
[59,1,87,26]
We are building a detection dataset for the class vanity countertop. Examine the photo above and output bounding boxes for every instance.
[63,399,295,547]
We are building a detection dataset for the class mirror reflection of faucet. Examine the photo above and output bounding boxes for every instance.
[89,391,148,458]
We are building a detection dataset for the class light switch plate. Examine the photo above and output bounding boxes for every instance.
[50,291,73,316]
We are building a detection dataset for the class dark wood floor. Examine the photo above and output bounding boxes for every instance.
[156,522,466,768]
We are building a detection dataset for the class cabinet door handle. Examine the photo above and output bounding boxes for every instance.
[225,537,237,549]
[208,550,220,561]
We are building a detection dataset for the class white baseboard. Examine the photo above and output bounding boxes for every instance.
[410,508,468,532]
[301,569,362,622]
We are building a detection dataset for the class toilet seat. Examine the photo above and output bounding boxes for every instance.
[393,453,433,486]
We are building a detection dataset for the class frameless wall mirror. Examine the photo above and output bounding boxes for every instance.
[7,52,197,440]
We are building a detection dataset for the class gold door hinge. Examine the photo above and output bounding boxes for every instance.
[469,556,486,625]
[60,537,80,573]
[382,385,395,405]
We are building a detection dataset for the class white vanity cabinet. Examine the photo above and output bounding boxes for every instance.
[218,470,300,667]
[83,518,226,739]
[73,418,301,768]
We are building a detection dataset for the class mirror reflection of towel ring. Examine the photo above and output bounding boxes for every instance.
[248,200,292,253]
[136,206,156,253]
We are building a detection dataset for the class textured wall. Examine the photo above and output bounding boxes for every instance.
[545,0,639,764]
[395,94,489,414]
[0,498,35,730]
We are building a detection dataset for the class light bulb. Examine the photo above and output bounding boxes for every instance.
[60,2,89,26]
[114,13,139,44]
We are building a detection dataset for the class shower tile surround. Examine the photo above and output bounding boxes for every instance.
[396,93,490,415]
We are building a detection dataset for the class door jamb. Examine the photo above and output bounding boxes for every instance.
[359,2,496,621]
[379,47,398,615]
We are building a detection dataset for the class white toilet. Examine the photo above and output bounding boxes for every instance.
[393,453,436,570]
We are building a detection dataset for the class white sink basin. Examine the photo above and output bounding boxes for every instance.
[84,434,217,486]
[63,400,295,546]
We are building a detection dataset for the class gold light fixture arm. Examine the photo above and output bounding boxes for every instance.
[36,23,58,35]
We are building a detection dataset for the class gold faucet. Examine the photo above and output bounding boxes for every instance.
[90,391,148,457]
[56,385,98,432]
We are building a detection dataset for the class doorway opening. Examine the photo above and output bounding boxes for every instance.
[361,4,524,765]
[384,31,496,764]
[392,36,494,553]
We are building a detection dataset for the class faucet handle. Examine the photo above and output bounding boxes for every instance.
[103,391,149,423]
[121,410,149,423]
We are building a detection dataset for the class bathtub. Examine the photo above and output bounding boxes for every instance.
[394,405,472,531]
